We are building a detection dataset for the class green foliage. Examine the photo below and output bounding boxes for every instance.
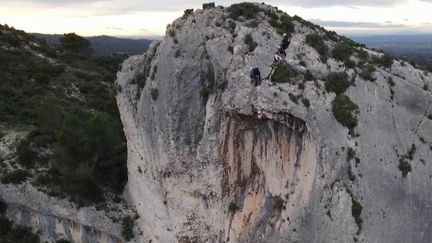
[244,33,257,53]
[398,158,412,178]
[183,9,194,19]
[423,84,429,91]
[304,71,316,81]
[0,217,40,243]
[301,98,310,107]
[122,216,134,241]
[387,77,395,87]
[228,202,240,212]
[150,88,159,101]
[56,239,72,243]
[373,53,394,68]
[347,147,356,161]
[289,93,299,104]
[325,72,351,94]
[16,139,37,167]
[60,33,91,53]
[305,34,328,57]
[150,65,158,80]
[174,49,181,58]
[1,170,30,184]
[351,198,363,231]
[202,2,215,9]
[359,64,376,81]
[332,94,359,130]
[332,42,355,62]
[0,25,128,206]
[267,13,294,35]
[227,3,261,20]
[271,63,292,83]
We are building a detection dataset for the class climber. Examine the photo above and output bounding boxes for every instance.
[250,67,262,87]
[281,33,291,50]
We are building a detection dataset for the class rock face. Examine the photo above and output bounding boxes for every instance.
[0,183,124,243]
[116,3,432,243]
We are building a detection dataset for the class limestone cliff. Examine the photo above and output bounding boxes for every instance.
[116,3,432,243]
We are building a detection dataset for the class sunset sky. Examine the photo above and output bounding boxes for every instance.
[1,0,432,38]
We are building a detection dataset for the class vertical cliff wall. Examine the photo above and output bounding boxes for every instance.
[116,3,432,243]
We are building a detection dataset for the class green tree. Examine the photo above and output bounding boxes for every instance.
[59,33,91,53]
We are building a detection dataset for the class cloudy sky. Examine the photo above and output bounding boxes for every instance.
[1,0,432,38]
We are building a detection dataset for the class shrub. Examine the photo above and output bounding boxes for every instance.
[305,34,328,57]
[16,139,37,167]
[271,63,292,83]
[398,158,412,178]
[332,42,355,62]
[374,53,393,68]
[347,147,356,161]
[359,64,376,81]
[150,88,159,101]
[203,2,215,9]
[122,216,134,241]
[1,170,30,184]
[227,46,233,54]
[56,240,71,243]
[423,84,429,91]
[228,202,240,212]
[59,33,91,53]
[168,29,176,38]
[268,13,294,35]
[0,217,40,243]
[289,93,299,104]
[351,198,363,231]
[301,98,310,107]
[150,65,158,80]
[227,3,261,20]
[387,77,395,87]
[304,71,315,81]
[183,9,193,19]
[332,94,359,129]
[174,49,181,58]
[244,33,257,53]
[325,72,351,94]
[228,21,236,34]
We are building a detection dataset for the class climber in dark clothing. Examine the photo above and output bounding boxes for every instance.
[281,33,291,50]
[250,67,262,86]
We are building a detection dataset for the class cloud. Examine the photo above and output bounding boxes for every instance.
[310,19,407,28]
[106,26,123,30]
[7,0,410,14]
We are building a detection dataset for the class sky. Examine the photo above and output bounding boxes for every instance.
[0,0,432,38]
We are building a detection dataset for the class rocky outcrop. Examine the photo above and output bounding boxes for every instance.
[116,3,432,243]
[0,183,125,243]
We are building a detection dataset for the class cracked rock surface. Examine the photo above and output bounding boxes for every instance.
[116,3,432,243]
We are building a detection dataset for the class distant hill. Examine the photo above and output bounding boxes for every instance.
[351,34,432,71]
[34,33,152,56]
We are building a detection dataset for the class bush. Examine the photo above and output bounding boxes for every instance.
[0,217,40,243]
[305,34,328,57]
[267,13,294,35]
[183,9,193,19]
[1,170,30,184]
[271,63,292,83]
[227,3,261,20]
[16,139,37,167]
[304,71,315,81]
[325,72,351,94]
[351,198,363,231]
[203,2,215,9]
[228,202,240,212]
[56,239,71,243]
[359,64,376,81]
[302,98,310,107]
[398,158,412,178]
[150,65,158,80]
[122,216,134,241]
[332,42,355,62]
[289,93,299,104]
[244,33,257,53]
[374,53,393,68]
[332,94,359,129]
[150,88,159,100]
[59,33,91,54]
